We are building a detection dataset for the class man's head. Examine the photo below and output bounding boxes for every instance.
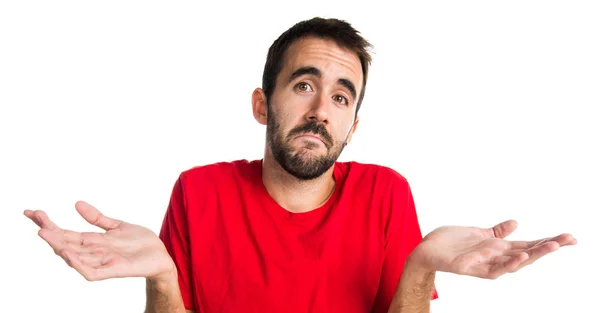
[252,17,373,180]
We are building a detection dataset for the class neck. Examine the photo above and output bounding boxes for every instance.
[261,150,336,213]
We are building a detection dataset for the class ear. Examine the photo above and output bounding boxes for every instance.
[252,88,268,125]
[345,115,360,145]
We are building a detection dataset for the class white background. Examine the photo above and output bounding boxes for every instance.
[1,1,598,312]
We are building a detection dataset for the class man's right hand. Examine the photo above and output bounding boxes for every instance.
[24,201,176,282]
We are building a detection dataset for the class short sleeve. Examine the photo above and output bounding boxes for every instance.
[158,174,195,310]
[371,178,438,313]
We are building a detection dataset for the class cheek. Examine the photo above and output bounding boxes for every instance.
[271,111,298,138]
[333,117,355,140]
[271,92,300,118]
[271,105,305,134]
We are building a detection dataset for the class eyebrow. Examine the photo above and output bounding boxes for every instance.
[337,78,357,102]
[288,66,357,101]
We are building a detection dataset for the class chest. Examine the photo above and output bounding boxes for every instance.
[187,194,387,313]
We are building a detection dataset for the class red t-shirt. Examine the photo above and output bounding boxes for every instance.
[159,159,438,313]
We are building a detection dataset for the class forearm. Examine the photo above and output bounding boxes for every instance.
[387,256,436,313]
[145,270,187,313]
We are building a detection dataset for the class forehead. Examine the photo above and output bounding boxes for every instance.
[280,37,363,86]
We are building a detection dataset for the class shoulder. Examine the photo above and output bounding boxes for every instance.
[178,159,259,187]
[336,161,410,189]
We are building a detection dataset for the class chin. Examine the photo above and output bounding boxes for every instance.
[294,148,326,160]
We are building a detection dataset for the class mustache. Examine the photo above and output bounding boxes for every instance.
[287,121,333,148]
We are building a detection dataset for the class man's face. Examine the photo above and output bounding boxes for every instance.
[266,37,362,180]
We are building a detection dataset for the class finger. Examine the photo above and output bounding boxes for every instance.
[522,241,560,265]
[65,232,107,253]
[531,241,560,258]
[36,210,61,230]
[38,228,69,255]
[489,219,518,239]
[509,238,552,250]
[64,231,105,246]
[509,233,577,250]
[461,252,527,279]
[75,201,122,231]
[509,240,542,250]
[488,252,529,278]
[507,241,560,274]
[38,229,96,254]
[24,210,42,227]
[62,250,116,281]
[24,210,61,230]
[74,250,107,268]
[554,233,577,246]
[61,229,84,246]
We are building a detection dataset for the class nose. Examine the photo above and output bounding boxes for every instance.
[306,91,329,124]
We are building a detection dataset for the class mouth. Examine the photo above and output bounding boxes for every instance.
[298,133,324,142]
[295,133,332,149]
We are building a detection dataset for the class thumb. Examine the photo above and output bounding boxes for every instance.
[75,201,122,230]
[490,219,518,239]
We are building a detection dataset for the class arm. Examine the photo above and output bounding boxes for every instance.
[386,253,435,313]
[145,270,190,313]
[371,177,437,313]
[156,174,197,311]
[24,201,191,312]
[388,220,577,313]
[24,174,199,312]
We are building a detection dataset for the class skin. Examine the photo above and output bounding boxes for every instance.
[388,220,576,312]
[252,36,361,213]
[23,36,577,313]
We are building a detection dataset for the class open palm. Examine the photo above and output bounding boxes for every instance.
[415,220,576,279]
[24,201,174,281]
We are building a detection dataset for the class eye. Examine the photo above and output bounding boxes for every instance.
[296,82,313,92]
[333,95,349,105]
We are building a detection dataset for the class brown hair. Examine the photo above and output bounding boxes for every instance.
[262,17,373,116]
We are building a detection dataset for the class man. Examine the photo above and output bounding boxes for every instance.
[25,17,576,313]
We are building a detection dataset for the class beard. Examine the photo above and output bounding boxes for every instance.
[266,105,348,180]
